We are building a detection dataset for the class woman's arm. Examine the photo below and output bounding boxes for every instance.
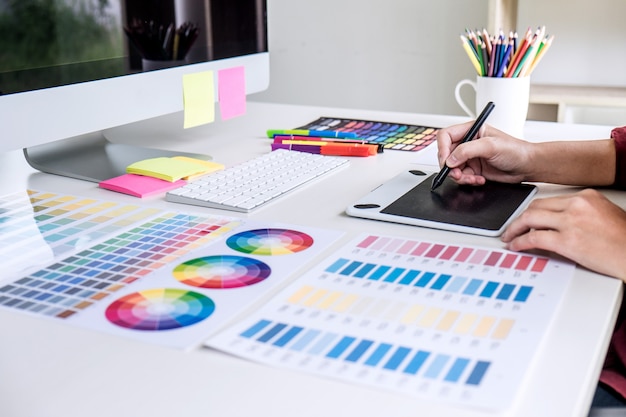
[526,139,616,186]
[437,122,617,187]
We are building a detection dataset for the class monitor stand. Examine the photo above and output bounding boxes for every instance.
[24,132,211,183]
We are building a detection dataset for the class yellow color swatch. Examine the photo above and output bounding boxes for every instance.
[303,289,329,307]
[418,307,442,327]
[436,310,461,331]
[84,202,116,214]
[287,285,315,304]
[401,304,425,325]
[492,318,515,339]
[317,291,343,309]
[473,316,497,337]
[455,313,478,334]
[333,294,359,312]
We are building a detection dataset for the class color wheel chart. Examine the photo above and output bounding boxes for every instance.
[105,288,216,331]
[173,255,272,289]
[0,190,343,349]
[208,233,575,410]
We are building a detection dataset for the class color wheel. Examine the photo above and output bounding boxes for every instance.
[226,228,314,255]
[173,255,271,288]
[105,288,215,331]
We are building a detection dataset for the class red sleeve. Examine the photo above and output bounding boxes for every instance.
[612,126,626,188]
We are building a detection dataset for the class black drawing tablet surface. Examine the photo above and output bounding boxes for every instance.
[346,171,537,236]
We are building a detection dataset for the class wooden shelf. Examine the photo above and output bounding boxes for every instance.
[529,84,626,123]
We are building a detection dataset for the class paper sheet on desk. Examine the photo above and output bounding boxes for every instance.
[0,190,54,276]
[207,233,574,411]
[0,190,344,350]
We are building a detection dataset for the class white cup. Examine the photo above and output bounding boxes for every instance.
[454,76,530,138]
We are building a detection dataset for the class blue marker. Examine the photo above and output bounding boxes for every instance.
[267,129,358,139]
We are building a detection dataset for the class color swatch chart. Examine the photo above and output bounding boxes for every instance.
[296,117,440,152]
[0,190,343,349]
[0,190,163,275]
[208,233,575,410]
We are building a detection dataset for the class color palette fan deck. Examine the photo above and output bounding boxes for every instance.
[208,233,574,410]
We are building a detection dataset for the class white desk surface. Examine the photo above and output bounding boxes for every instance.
[0,102,622,417]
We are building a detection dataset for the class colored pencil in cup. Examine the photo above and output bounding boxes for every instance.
[460,26,552,78]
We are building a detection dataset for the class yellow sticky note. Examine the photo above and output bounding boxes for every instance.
[172,156,224,180]
[127,157,209,182]
[183,71,215,129]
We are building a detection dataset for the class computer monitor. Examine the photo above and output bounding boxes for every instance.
[0,0,269,182]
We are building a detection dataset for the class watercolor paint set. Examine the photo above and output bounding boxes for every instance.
[295,116,440,152]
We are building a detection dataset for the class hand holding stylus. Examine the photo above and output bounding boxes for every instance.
[431,101,495,191]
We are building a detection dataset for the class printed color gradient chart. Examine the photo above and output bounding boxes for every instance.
[0,190,343,349]
[208,233,575,410]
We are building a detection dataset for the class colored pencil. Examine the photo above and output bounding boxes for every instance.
[460,27,551,78]
[495,39,514,77]
[522,34,554,77]
[513,26,545,78]
[505,29,532,77]
[460,35,482,75]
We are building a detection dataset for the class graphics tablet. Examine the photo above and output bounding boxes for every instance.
[346,170,537,236]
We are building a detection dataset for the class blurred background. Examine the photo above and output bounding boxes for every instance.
[253,0,626,126]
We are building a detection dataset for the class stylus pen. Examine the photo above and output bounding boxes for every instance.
[430,101,496,191]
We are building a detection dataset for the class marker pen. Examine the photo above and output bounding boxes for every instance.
[267,129,358,139]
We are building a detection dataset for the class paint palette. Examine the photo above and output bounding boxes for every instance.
[208,233,575,410]
[296,117,440,152]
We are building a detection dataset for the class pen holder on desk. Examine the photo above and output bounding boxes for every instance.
[142,58,187,71]
[455,76,530,138]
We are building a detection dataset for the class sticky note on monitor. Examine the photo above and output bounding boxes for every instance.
[183,71,215,128]
[218,66,246,120]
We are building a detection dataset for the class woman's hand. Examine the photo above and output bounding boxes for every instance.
[502,189,626,281]
[436,122,535,185]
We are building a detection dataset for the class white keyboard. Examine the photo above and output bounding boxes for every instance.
[166,149,349,212]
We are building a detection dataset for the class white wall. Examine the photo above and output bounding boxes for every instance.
[253,0,626,120]
[252,0,489,116]
[518,0,626,125]
[517,0,626,87]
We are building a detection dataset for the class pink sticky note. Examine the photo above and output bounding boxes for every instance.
[218,66,246,120]
[99,174,186,198]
